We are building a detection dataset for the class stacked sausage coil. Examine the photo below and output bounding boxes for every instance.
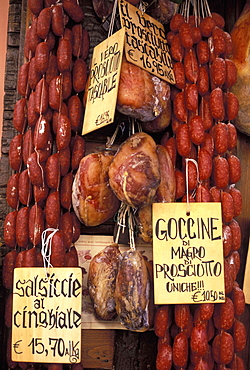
[3,0,90,368]
[154,2,246,369]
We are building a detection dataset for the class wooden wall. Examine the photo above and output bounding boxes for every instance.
[0,0,249,369]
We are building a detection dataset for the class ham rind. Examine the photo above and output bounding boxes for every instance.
[155,144,176,203]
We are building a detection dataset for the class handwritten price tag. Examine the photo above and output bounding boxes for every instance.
[82,28,125,135]
[119,0,175,84]
[152,202,225,304]
[13,337,80,362]
[12,268,82,364]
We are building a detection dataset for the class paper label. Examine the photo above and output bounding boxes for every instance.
[152,202,225,304]
[119,0,175,84]
[12,267,82,363]
[243,237,250,303]
[82,28,125,135]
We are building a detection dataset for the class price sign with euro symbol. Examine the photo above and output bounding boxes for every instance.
[12,267,82,364]
[152,202,225,304]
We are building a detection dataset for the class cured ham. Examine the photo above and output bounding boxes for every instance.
[72,152,120,226]
[109,132,161,208]
[88,243,121,320]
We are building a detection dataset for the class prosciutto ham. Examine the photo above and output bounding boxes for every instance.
[72,151,120,226]
[117,58,171,123]
[88,243,121,320]
[108,132,161,209]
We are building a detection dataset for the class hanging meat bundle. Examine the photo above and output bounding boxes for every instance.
[83,126,176,331]
[88,242,153,332]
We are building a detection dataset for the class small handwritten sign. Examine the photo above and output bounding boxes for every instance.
[82,28,125,135]
[152,203,225,304]
[119,0,175,84]
[12,267,82,364]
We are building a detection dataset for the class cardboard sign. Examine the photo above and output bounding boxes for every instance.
[82,28,125,135]
[152,203,225,304]
[243,237,250,304]
[12,267,82,364]
[119,0,175,84]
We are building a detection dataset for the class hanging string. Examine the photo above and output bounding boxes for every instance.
[179,0,211,22]
[33,146,45,188]
[186,0,191,23]
[126,117,141,138]
[114,203,137,250]
[145,0,157,10]
[203,0,211,17]
[193,0,199,26]
[185,158,199,215]
[137,120,143,132]
[131,117,136,135]
[139,1,148,12]
[108,0,118,38]
[114,203,130,244]
[41,228,58,277]
[40,228,63,296]
[106,122,125,150]
[128,209,136,250]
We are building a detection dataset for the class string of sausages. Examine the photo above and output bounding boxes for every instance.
[3,0,89,368]
[155,8,246,370]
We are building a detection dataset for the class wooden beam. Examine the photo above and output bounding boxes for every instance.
[81,329,115,369]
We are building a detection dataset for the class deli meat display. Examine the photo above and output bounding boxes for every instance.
[0,0,250,369]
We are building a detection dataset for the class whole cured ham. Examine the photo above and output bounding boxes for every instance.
[108,132,161,208]
[115,248,151,332]
[72,151,120,226]
[88,243,121,320]
[117,58,171,122]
